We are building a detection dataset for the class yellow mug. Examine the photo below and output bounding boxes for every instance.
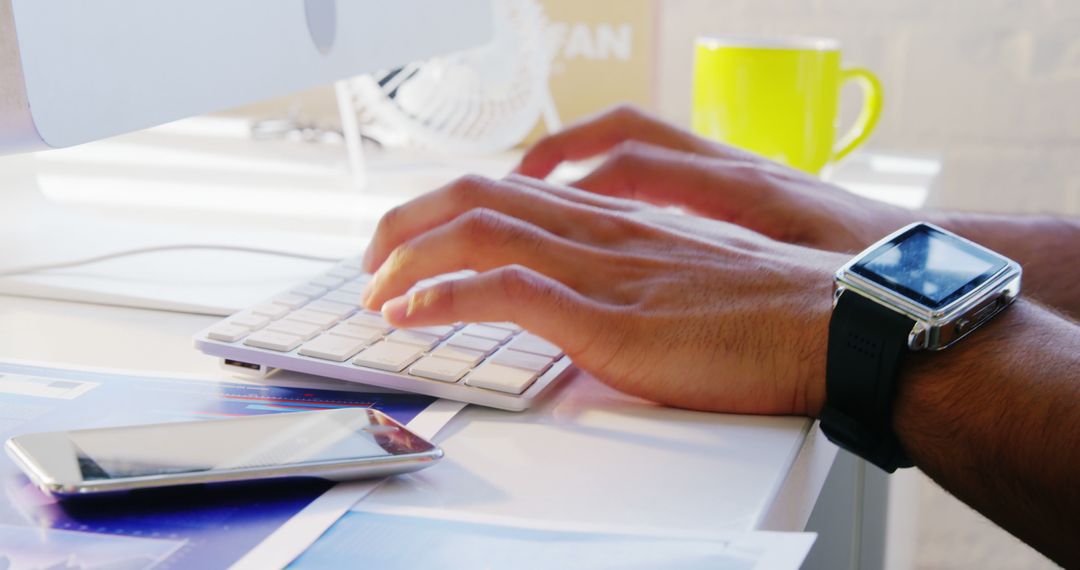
[692,36,883,174]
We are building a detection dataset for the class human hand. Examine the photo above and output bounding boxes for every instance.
[516,104,926,252]
[361,175,847,416]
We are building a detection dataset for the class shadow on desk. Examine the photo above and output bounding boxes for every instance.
[3,473,333,565]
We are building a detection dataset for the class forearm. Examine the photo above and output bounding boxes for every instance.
[894,300,1080,567]
[932,212,1080,319]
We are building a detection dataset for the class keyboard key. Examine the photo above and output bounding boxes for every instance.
[250,302,291,320]
[490,349,553,373]
[484,322,522,332]
[465,363,538,394]
[267,319,324,340]
[353,341,423,372]
[446,333,500,355]
[429,345,485,366]
[311,275,346,288]
[229,312,270,330]
[386,330,440,350]
[207,324,249,343]
[506,333,563,358]
[338,279,370,295]
[323,290,362,305]
[409,356,472,383]
[409,324,457,339]
[306,300,358,319]
[327,266,362,279]
[460,324,514,343]
[299,334,366,362]
[340,256,364,269]
[274,293,310,309]
[244,330,303,352]
[327,323,384,343]
[347,312,392,333]
[287,309,341,328]
[291,284,327,298]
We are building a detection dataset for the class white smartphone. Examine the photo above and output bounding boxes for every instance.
[5,408,443,497]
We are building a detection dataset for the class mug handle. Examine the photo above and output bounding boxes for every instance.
[831,67,884,163]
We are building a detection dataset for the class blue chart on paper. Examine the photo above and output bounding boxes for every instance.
[0,362,434,569]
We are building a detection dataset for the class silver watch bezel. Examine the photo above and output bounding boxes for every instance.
[834,222,1022,351]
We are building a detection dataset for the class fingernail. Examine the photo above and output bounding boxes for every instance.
[381,295,409,323]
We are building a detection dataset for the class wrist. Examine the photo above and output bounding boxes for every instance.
[818,221,1022,472]
[892,299,1028,468]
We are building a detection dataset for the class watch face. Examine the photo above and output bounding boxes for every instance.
[850,224,1009,310]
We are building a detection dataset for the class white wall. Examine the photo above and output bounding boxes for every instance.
[230,2,1080,215]
[655,0,1080,214]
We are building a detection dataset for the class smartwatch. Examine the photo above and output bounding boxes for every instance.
[820,222,1022,472]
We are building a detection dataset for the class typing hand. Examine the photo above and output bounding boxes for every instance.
[361,175,846,416]
[516,104,921,252]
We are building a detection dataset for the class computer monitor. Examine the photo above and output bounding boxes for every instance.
[0,0,494,313]
[0,0,493,152]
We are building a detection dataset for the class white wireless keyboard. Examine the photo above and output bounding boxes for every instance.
[194,256,576,411]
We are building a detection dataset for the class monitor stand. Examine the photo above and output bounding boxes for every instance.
[0,154,353,315]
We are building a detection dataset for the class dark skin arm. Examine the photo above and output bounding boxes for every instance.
[899,301,1080,568]
[362,105,1080,566]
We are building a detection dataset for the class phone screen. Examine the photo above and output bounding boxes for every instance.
[23,408,434,483]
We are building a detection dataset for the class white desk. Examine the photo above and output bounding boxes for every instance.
[0,294,829,533]
[0,119,939,566]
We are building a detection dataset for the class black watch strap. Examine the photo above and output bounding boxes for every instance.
[820,291,916,473]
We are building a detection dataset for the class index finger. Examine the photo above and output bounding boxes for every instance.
[362,175,600,273]
[515,104,733,179]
